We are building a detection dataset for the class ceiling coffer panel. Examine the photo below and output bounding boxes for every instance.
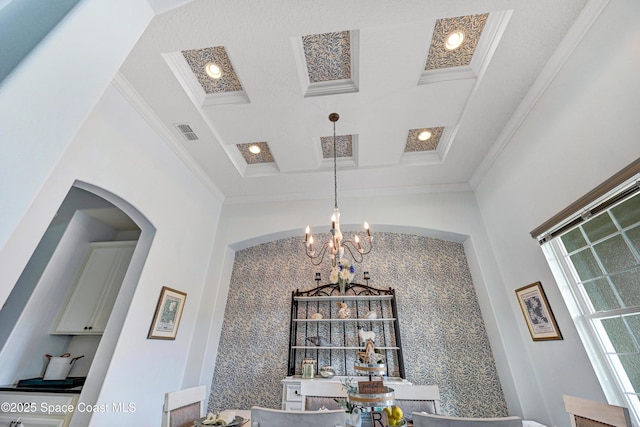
[405,127,445,152]
[321,135,353,159]
[426,14,489,70]
[303,31,351,83]
[182,46,243,93]
[125,1,590,200]
[236,142,274,164]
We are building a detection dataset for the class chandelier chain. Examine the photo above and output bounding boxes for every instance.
[333,119,338,209]
[304,112,372,267]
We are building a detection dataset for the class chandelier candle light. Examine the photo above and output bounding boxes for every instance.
[304,113,373,267]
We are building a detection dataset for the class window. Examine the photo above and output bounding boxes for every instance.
[539,176,640,425]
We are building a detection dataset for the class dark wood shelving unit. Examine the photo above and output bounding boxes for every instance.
[287,282,405,379]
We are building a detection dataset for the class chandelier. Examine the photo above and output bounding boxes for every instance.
[304,113,372,266]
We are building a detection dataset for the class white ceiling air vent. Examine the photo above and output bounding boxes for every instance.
[174,123,199,141]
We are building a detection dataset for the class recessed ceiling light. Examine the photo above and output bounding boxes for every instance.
[205,62,222,79]
[249,144,261,154]
[418,130,432,141]
[445,30,465,50]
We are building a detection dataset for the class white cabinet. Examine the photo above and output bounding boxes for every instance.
[0,414,66,427]
[0,391,78,427]
[52,241,135,335]
[281,376,414,411]
[280,378,302,410]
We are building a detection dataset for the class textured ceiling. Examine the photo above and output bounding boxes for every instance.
[119,0,591,204]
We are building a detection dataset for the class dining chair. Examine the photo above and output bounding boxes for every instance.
[250,406,346,427]
[300,380,347,410]
[412,412,523,427]
[300,381,441,416]
[162,385,206,427]
[563,395,632,427]
[393,384,441,414]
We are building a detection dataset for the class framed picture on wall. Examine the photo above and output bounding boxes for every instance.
[148,286,187,340]
[515,281,563,341]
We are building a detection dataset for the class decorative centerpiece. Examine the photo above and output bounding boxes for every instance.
[336,376,400,427]
[330,258,355,295]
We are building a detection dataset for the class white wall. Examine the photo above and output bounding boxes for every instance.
[474,0,640,426]
[0,0,155,304]
[0,0,80,83]
[0,81,223,425]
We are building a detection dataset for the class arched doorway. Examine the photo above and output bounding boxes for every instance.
[0,181,155,425]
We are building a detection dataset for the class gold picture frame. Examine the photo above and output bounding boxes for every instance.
[515,281,563,341]
[148,286,186,340]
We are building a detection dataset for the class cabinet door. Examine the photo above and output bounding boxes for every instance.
[0,392,78,427]
[53,241,136,334]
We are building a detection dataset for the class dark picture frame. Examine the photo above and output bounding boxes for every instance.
[515,281,563,341]
[148,286,187,340]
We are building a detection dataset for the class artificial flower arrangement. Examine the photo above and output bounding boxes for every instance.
[330,258,355,294]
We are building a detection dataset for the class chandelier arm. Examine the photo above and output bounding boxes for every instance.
[341,241,364,264]
[305,241,331,266]
[358,244,373,256]
[356,236,373,256]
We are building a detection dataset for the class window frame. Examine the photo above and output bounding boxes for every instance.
[538,175,640,426]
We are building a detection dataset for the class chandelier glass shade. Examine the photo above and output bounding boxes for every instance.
[304,113,372,266]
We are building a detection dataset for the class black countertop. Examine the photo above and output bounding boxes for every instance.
[0,377,84,394]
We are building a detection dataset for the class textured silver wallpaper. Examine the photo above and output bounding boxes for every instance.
[208,232,507,417]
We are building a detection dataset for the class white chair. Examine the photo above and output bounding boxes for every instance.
[162,385,206,427]
[564,395,632,427]
[300,381,347,410]
[250,406,346,427]
[393,384,441,414]
[412,412,523,427]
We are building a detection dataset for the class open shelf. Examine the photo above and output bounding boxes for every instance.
[287,282,405,379]
[293,318,396,323]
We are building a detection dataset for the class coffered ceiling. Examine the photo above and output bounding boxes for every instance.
[118,0,591,204]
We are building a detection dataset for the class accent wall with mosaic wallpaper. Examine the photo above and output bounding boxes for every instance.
[208,232,508,417]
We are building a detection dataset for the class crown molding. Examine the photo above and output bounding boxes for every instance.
[112,72,226,202]
[469,0,610,189]
[223,181,472,205]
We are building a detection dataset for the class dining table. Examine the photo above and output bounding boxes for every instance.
[192,409,547,427]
